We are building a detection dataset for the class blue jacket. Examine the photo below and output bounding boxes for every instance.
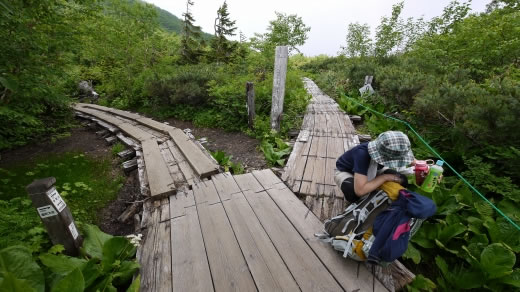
[368,189,436,264]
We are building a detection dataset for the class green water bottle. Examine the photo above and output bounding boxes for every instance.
[420,160,444,193]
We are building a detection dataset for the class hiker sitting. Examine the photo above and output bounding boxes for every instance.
[334,131,414,203]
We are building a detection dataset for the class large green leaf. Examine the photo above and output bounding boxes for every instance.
[437,223,466,244]
[83,224,113,259]
[51,268,84,292]
[498,268,520,288]
[0,272,36,292]
[0,246,44,292]
[126,275,140,292]
[39,254,87,276]
[485,217,520,252]
[81,259,102,289]
[101,237,136,273]
[406,274,436,291]
[87,274,117,292]
[480,243,515,279]
[402,243,421,264]
[112,261,139,286]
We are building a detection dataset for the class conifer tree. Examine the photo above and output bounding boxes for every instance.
[180,0,203,64]
[210,1,238,63]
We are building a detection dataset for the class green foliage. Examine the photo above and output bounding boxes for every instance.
[211,150,244,174]
[340,23,372,57]
[260,135,291,167]
[0,153,123,251]
[251,12,311,55]
[0,246,45,292]
[209,1,238,64]
[0,224,139,292]
[180,0,205,64]
[111,142,125,156]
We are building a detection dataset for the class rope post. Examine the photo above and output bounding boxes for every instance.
[26,177,83,256]
[246,82,255,130]
[270,46,288,131]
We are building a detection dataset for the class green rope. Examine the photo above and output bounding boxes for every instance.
[342,93,520,232]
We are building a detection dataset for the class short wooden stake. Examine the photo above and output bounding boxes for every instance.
[270,46,288,131]
[246,82,255,129]
[26,177,83,256]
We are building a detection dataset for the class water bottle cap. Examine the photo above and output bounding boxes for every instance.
[436,160,444,166]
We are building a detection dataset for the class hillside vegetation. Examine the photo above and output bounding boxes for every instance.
[300,1,520,290]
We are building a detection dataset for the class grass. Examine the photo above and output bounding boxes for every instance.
[0,152,124,252]
[111,142,125,156]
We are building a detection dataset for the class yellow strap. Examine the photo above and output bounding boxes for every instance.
[379,181,404,201]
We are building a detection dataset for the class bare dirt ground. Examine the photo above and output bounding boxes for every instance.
[0,120,267,235]
[165,118,267,171]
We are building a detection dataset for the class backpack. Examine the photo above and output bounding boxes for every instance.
[316,190,391,261]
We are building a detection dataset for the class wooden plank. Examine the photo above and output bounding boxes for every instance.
[232,172,264,193]
[252,169,387,292]
[142,139,176,199]
[214,176,299,291]
[171,204,213,292]
[140,211,172,292]
[138,117,174,134]
[235,174,342,291]
[169,189,195,219]
[76,106,126,127]
[169,128,219,179]
[166,140,200,186]
[192,181,256,292]
[119,123,156,142]
[211,172,241,201]
[159,143,186,186]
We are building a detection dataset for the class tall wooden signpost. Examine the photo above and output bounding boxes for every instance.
[270,46,288,131]
[26,177,83,256]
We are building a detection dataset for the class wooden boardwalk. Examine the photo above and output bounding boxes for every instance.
[74,102,386,291]
[141,170,386,292]
[282,78,359,220]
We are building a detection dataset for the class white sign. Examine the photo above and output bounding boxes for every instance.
[68,222,79,240]
[47,188,66,212]
[37,205,58,219]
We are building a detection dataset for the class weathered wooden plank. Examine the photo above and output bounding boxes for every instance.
[140,211,172,292]
[119,123,156,142]
[168,128,219,179]
[138,117,174,134]
[214,176,299,291]
[159,143,186,186]
[142,139,176,199]
[169,189,195,219]
[166,140,199,186]
[252,169,387,291]
[76,106,127,127]
[192,181,256,292]
[211,172,241,201]
[232,172,264,193]
[171,204,213,292]
[235,173,342,291]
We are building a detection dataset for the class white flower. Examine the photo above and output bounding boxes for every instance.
[126,234,143,248]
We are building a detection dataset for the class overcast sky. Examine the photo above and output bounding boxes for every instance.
[143,0,489,56]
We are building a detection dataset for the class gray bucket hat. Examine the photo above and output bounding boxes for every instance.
[367,131,414,169]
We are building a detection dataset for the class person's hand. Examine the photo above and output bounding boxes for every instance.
[385,174,401,183]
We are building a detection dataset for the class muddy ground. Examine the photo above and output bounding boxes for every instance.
[0,120,267,235]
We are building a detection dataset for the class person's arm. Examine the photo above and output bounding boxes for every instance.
[353,172,401,197]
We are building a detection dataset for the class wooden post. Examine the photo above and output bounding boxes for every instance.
[246,82,255,129]
[270,46,288,131]
[26,177,83,256]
